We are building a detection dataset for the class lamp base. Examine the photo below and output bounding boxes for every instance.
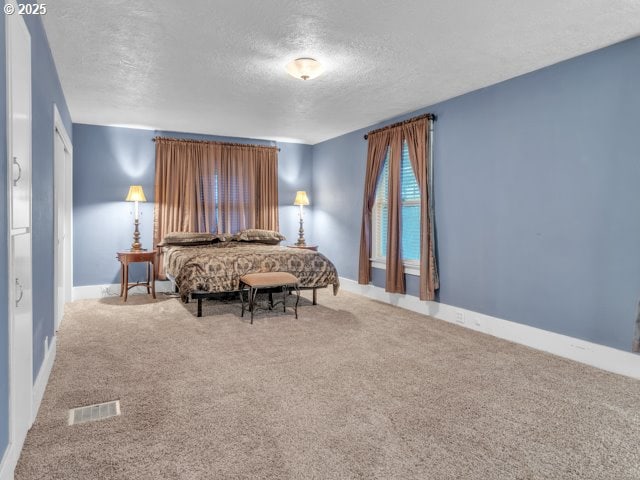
[296,215,306,246]
[131,218,143,251]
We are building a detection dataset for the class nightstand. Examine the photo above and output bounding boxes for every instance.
[287,245,318,251]
[116,250,157,302]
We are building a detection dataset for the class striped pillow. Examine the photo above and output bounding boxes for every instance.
[161,232,216,246]
[236,229,286,244]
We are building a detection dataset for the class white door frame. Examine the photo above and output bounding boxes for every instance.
[2,3,32,479]
[53,104,72,331]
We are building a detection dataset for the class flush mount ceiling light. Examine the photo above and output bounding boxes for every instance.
[286,57,324,81]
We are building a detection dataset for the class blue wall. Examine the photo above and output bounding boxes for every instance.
[71,37,640,352]
[0,10,9,463]
[72,124,313,286]
[313,37,640,352]
[22,16,72,378]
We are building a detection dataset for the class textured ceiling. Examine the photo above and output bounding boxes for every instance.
[43,0,640,144]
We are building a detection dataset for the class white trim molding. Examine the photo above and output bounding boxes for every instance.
[0,446,14,480]
[32,336,56,424]
[53,104,73,331]
[72,281,174,301]
[339,277,640,380]
[370,258,420,276]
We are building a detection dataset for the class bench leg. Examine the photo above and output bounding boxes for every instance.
[313,288,317,305]
[241,282,300,323]
[197,297,202,317]
[240,287,246,318]
[250,287,259,324]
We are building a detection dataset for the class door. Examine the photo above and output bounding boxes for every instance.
[53,120,72,329]
[10,233,32,444]
[6,3,33,462]
[8,5,30,231]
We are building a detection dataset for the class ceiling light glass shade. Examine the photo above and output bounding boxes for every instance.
[286,58,324,81]
[294,190,310,206]
[125,185,147,202]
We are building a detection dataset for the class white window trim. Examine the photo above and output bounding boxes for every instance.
[370,257,421,276]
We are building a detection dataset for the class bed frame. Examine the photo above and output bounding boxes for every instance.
[190,287,319,317]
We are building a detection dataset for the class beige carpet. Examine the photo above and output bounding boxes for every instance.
[15,290,640,479]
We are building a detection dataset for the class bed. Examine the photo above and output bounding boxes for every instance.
[162,235,340,316]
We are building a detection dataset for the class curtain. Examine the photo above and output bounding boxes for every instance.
[153,138,279,278]
[255,148,279,230]
[403,119,438,300]
[217,146,256,233]
[634,300,640,353]
[153,139,215,244]
[358,130,390,284]
[216,144,279,233]
[385,129,405,293]
[358,116,439,300]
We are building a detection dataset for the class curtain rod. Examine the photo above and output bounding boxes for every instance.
[363,113,436,140]
[153,136,280,151]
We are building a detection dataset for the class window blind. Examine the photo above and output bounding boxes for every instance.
[373,141,421,261]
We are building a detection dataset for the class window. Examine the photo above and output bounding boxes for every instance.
[372,141,421,269]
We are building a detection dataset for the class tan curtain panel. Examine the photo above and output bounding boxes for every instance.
[358,130,390,284]
[216,144,279,233]
[359,116,439,300]
[255,148,279,230]
[403,119,438,300]
[153,138,279,278]
[153,139,215,245]
[385,130,405,293]
[217,146,256,233]
[634,301,640,353]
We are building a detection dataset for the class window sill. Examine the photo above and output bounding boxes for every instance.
[370,258,420,277]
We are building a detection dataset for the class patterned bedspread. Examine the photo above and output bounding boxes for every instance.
[164,242,340,301]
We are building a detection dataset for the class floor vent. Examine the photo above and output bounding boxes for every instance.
[68,400,121,426]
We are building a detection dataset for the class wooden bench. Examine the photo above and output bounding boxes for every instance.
[239,272,300,324]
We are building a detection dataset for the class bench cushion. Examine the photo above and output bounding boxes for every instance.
[240,272,299,288]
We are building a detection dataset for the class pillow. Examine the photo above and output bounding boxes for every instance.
[215,233,237,243]
[236,229,286,245]
[161,232,217,246]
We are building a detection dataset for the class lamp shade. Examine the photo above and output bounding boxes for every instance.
[286,58,324,81]
[125,185,147,202]
[293,191,310,206]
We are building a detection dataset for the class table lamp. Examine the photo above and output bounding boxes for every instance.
[125,185,146,251]
[293,190,310,246]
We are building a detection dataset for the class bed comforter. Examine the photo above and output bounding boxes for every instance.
[164,242,340,301]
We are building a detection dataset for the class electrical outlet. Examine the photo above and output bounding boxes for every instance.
[455,311,465,324]
[101,287,110,297]
[473,317,483,328]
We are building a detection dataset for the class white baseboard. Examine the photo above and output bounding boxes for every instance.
[0,445,14,480]
[339,277,640,380]
[72,281,173,300]
[32,335,56,425]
